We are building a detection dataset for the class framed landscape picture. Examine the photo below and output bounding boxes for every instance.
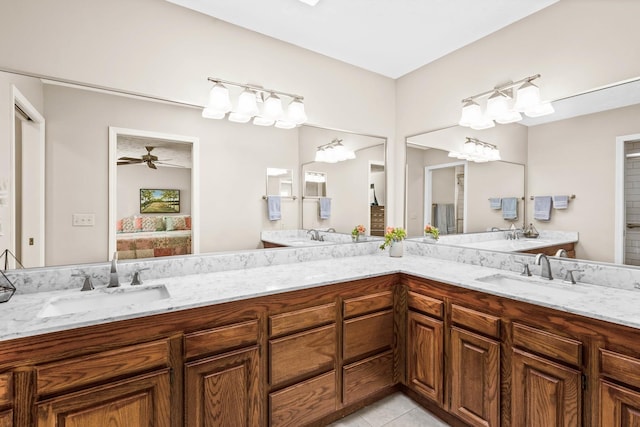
[140,189,180,213]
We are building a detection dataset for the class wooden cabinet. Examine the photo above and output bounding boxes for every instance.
[600,348,640,426]
[269,371,336,427]
[520,242,575,258]
[0,372,12,427]
[36,369,171,427]
[370,206,385,236]
[0,410,11,427]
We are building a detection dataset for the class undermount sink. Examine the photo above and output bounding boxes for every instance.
[475,273,540,287]
[38,284,171,318]
[475,273,580,297]
[286,240,333,246]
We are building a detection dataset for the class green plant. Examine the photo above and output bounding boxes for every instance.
[379,226,407,250]
[424,224,439,240]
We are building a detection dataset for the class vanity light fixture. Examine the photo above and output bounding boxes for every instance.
[459,74,554,129]
[314,139,356,163]
[203,77,307,129]
[305,172,326,183]
[298,0,321,5]
[448,137,501,163]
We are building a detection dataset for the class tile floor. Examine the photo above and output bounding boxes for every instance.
[328,393,452,427]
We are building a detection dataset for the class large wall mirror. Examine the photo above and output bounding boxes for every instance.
[0,69,387,270]
[405,77,640,265]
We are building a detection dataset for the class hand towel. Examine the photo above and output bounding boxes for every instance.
[267,196,281,221]
[553,195,569,209]
[501,197,518,220]
[533,196,552,221]
[319,197,331,219]
[489,198,502,210]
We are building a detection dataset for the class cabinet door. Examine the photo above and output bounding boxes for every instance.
[512,349,581,427]
[601,380,640,426]
[185,346,260,427]
[36,369,170,427]
[407,311,443,405]
[0,410,11,427]
[450,327,500,427]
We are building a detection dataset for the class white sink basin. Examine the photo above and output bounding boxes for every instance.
[286,240,334,246]
[38,284,171,318]
[476,273,540,287]
[475,273,579,298]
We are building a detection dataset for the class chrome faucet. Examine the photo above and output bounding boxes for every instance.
[555,248,568,257]
[535,253,553,280]
[72,273,94,291]
[307,229,320,241]
[327,228,336,232]
[108,251,120,288]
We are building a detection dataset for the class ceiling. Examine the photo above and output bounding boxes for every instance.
[167,0,559,78]
[117,136,192,169]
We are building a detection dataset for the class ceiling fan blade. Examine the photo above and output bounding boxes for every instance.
[118,160,144,165]
[155,161,185,168]
[147,161,157,170]
[118,157,143,162]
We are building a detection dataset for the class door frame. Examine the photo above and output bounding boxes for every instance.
[11,85,46,267]
[424,161,467,233]
[615,133,640,264]
[108,127,200,258]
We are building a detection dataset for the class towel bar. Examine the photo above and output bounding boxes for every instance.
[262,195,297,200]
[529,194,576,200]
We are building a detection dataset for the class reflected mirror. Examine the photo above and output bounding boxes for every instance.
[267,168,293,197]
[303,171,327,198]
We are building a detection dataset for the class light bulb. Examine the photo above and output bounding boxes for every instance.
[236,89,259,117]
[263,93,283,120]
[287,98,307,124]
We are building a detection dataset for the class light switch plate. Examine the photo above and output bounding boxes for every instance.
[72,213,95,226]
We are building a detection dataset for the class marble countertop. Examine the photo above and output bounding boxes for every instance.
[2,252,639,342]
[421,230,578,253]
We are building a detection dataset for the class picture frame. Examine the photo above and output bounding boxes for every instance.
[140,189,180,214]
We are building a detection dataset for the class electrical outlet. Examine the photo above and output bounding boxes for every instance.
[72,213,95,227]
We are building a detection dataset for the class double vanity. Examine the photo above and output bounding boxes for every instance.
[0,235,639,426]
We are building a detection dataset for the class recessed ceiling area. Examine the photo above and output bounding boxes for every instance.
[166,0,559,78]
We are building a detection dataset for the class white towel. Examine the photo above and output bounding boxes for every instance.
[533,196,552,221]
[553,195,569,209]
[267,196,281,221]
[319,197,331,219]
[502,197,518,220]
[489,198,502,210]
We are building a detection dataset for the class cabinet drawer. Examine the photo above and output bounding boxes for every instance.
[269,303,335,337]
[0,373,12,407]
[269,371,336,427]
[184,319,258,360]
[269,324,336,387]
[408,291,443,319]
[344,310,393,361]
[451,304,500,339]
[600,349,640,389]
[513,323,582,366]
[36,339,170,396]
[343,350,394,405]
[343,291,393,319]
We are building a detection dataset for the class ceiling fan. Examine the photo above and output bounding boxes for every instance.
[117,146,179,169]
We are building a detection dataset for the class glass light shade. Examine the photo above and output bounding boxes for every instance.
[275,120,296,129]
[253,116,275,126]
[458,100,482,127]
[463,141,476,154]
[486,91,510,120]
[314,149,327,163]
[236,89,259,117]
[524,101,555,118]
[202,108,225,119]
[206,83,232,113]
[470,114,495,130]
[287,99,307,124]
[228,112,251,123]
[495,110,523,124]
[263,93,284,120]
[514,81,541,112]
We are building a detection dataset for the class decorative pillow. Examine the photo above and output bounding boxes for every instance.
[141,216,165,232]
[165,215,188,231]
[185,216,191,230]
[121,216,136,233]
[134,216,143,232]
[116,219,123,233]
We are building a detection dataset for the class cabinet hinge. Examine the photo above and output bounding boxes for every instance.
[581,374,587,390]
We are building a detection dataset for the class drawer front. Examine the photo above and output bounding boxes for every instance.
[451,304,500,339]
[408,291,443,319]
[184,319,258,360]
[269,303,336,337]
[343,291,393,319]
[343,310,394,361]
[600,349,640,389]
[269,371,336,427]
[0,373,12,407]
[0,409,11,427]
[343,350,394,405]
[36,339,170,396]
[513,323,582,366]
[269,324,336,387]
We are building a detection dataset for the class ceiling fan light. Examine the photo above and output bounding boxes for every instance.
[514,80,541,112]
[459,100,482,127]
[228,112,251,123]
[253,116,275,127]
[287,98,307,124]
[236,89,259,117]
[206,82,232,113]
[263,93,283,120]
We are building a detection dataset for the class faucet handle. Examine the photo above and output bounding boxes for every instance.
[564,269,583,285]
[72,273,94,291]
[131,268,150,286]
[515,260,532,277]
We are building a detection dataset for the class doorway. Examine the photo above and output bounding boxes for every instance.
[11,86,45,268]
[108,127,199,260]
[424,161,467,235]
[616,134,640,264]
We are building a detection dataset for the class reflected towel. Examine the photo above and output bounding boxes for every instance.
[553,195,569,209]
[502,197,518,220]
[319,197,331,219]
[267,196,281,221]
[489,198,502,210]
[534,196,552,221]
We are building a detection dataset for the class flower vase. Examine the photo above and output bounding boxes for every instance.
[352,234,360,242]
[423,234,437,243]
[389,240,404,257]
